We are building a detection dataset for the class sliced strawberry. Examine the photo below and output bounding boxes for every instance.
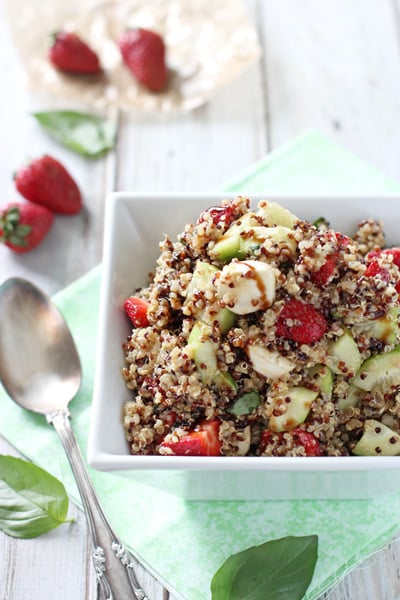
[276,298,327,344]
[311,232,350,286]
[260,427,322,456]
[197,202,236,229]
[291,428,322,456]
[387,248,400,267]
[365,249,400,293]
[123,296,150,327]
[311,253,338,286]
[367,247,400,268]
[160,419,221,456]
[364,257,390,282]
[259,429,274,452]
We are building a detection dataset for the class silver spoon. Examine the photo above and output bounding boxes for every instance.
[0,277,148,600]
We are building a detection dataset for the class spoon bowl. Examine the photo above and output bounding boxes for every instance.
[0,278,81,414]
[0,277,147,600]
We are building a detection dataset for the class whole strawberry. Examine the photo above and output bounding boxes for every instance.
[0,203,54,253]
[15,155,82,215]
[118,28,167,92]
[49,31,101,74]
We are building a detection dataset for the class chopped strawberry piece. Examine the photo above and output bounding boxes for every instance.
[276,298,327,344]
[364,258,391,282]
[387,248,400,267]
[291,428,322,456]
[197,202,235,228]
[259,427,322,456]
[367,247,400,268]
[160,419,221,456]
[335,232,351,248]
[259,429,274,452]
[311,232,350,286]
[311,253,338,286]
[364,250,400,293]
[123,296,150,327]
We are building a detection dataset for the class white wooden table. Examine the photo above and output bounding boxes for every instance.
[1,1,400,598]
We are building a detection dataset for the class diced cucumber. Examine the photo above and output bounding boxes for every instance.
[336,384,364,411]
[353,307,399,345]
[308,364,333,398]
[246,344,294,379]
[210,208,298,262]
[352,344,400,391]
[262,225,297,254]
[188,322,217,385]
[256,200,298,228]
[213,309,237,334]
[269,387,318,432]
[187,321,236,391]
[240,225,297,256]
[209,233,242,262]
[326,330,362,376]
[353,419,400,456]
[209,213,259,262]
[186,261,236,333]
[214,371,238,392]
[239,226,274,256]
[187,261,218,294]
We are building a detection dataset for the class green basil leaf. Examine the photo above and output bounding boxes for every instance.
[0,455,71,539]
[313,216,330,229]
[32,110,116,157]
[228,391,260,416]
[211,534,318,600]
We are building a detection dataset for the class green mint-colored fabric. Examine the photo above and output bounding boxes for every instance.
[1,129,400,600]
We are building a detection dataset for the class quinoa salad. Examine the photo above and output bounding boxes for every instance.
[121,196,400,458]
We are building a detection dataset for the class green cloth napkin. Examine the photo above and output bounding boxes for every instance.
[1,129,400,600]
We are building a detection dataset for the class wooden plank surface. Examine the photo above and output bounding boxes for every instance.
[1,1,400,599]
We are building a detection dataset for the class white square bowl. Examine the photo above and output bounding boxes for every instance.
[88,192,400,500]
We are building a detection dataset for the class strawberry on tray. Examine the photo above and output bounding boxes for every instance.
[49,30,101,74]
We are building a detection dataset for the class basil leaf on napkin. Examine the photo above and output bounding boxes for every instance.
[211,534,318,600]
[0,455,71,538]
[32,110,116,157]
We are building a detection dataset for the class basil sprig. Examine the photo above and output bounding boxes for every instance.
[0,455,71,538]
[32,110,117,158]
[211,535,318,600]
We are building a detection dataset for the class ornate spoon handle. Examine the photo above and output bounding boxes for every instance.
[48,410,148,600]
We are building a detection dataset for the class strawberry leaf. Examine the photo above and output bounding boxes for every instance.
[0,455,71,538]
[211,535,318,600]
[32,110,117,158]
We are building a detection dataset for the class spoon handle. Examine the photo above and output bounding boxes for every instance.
[48,410,149,600]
